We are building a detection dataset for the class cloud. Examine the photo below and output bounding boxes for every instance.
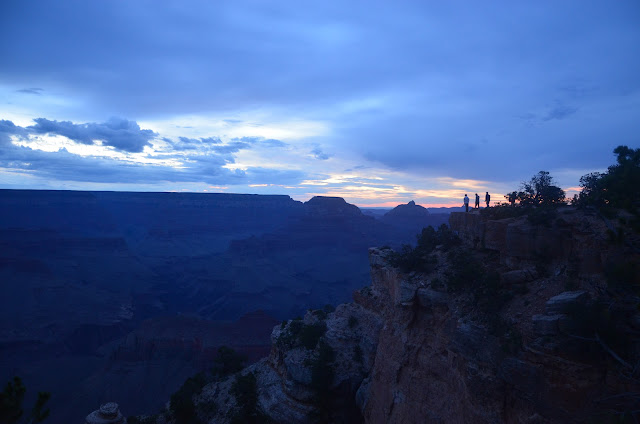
[170,136,222,151]
[0,1,639,199]
[27,118,156,153]
[543,104,579,121]
[311,147,332,160]
[232,136,288,148]
[0,119,307,188]
[0,120,28,145]
[16,88,43,95]
[211,141,253,155]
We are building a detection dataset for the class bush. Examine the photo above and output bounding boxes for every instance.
[169,372,207,424]
[229,372,270,424]
[353,345,363,364]
[348,316,358,328]
[605,259,640,292]
[277,320,327,350]
[0,376,50,424]
[526,206,557,227]
[516,171,566,206]
[308,340,336,423]
[480,203,526,220]
[389,225,460,273]
[445,249,479,292]
[564,302,634,363]
[577,146,640,211]
[212,346,247,379]
[299,322,327,350]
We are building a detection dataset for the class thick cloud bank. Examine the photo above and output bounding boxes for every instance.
[28,118,156,153]
[0,118,302,188]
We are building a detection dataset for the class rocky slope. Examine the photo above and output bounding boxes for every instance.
[145,207,639,423]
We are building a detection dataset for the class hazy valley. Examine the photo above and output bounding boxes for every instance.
[0,189,449,423]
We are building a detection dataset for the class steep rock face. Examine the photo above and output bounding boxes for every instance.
[190,301,383,423]
[360,248,506,423]
[148,209,639,423]
[448,208,611,272]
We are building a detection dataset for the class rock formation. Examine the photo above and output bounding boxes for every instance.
[86,402,126,424]
[381,200,449,236]
[142,207,639,423]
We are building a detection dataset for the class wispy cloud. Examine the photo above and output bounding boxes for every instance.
[16,88,44,95]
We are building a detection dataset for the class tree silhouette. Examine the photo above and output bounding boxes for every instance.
[578,145,640,209]
[515,171,565,206]
[0,377,50,424]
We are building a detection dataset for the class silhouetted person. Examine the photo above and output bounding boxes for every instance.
[485,192,491,207]
[463,194,469,212]
[474,193,480,209]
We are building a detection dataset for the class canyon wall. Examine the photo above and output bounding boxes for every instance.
[153,208,640,423]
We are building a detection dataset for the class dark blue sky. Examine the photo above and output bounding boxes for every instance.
[1,1,638,206]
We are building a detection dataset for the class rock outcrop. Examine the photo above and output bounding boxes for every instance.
[143,208,640,423]
[381,200,449,236]
[86,403,126,424]
[448,208,611,272]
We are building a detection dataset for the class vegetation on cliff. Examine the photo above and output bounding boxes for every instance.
[576,145,640,211]
[389,224,460,272]
[0,377,50,424]
[137,346,250,424]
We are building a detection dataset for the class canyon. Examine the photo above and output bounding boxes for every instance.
[0,190,447,423]
[137,207,639,423]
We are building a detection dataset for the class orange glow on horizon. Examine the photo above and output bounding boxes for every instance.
[355,201,461,208]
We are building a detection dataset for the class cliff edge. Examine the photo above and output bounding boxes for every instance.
[136,208,640,423]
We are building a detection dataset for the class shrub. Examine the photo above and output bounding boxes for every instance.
[389,225,460,273]
[480,203,526,220]
[605,259,640,292]
[353,345,364,364]
[229,372,270,424]
[348,315,358,328]
[277,320,327,350]
[516,171,566,206]
[564,302,633,362]
[577,146,640,211]
[322,304,335,313]
[445,249,479,292]
[308,340,336,423]
[299,322,327,350]
[312,309,328,320]
[212,346,247,379]
[169,372,206,424]
[0,376,50,424]
[526,206,557,227]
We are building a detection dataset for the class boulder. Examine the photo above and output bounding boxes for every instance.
[86,402,126,424]
[532,314,564,335]
[500,269,536,285]
[417,288,448,309]
[545,291,589,315]
[396,278,417,305]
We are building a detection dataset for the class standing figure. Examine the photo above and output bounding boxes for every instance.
[485,192,491,208]
[464,194,470,212]
[475,193,480,209]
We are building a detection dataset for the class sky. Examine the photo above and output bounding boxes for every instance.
[1,1,639,207]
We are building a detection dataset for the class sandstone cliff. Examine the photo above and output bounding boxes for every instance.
[143,208,640,423]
